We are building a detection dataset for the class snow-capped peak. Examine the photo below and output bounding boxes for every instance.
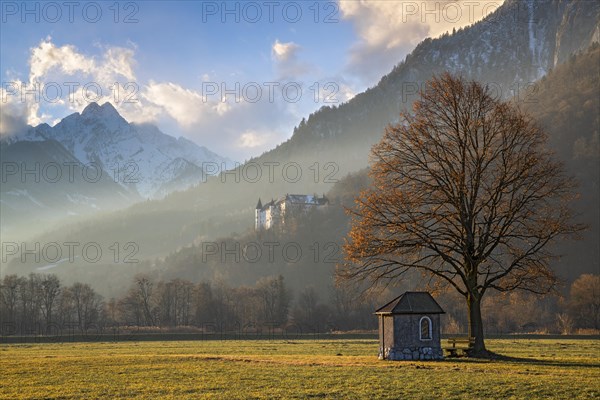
[13,102,233,198]
[81,101,121,119]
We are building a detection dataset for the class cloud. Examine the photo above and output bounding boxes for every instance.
[339,0,505,84]
[271,40,311,79]
[0,83,29,137]
[28,38,136,84]
[140,81,233,128]
[136,79,295,159]
[9,38,140,126]
[97,47,136,82]
[10,39,220,131]
[237,130,271,149]
[143,82,205,127]
[28,39,96,83]
[337,82,356,103]
[272,40,300,62]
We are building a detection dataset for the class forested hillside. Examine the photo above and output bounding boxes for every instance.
[520,44,600,280]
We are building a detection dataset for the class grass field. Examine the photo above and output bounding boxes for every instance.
[1,339,598,399]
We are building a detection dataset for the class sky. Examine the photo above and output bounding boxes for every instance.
[1,0,505,161]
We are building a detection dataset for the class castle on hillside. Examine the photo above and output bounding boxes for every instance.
[255,194,329,231]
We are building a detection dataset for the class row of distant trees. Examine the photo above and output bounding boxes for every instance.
[0,273,597,337]
[0,273,378,336]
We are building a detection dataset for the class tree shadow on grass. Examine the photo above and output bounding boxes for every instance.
[450,350,598,368]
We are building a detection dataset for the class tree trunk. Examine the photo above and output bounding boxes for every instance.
[467,293,486,355]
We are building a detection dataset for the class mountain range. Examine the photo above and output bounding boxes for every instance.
[1,102,232,239]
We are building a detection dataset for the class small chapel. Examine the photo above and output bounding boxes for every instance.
[375,292,445,361]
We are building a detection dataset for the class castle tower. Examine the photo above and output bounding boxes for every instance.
[255,198,263,230]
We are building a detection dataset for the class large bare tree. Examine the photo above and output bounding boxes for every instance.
[340,73,582,355]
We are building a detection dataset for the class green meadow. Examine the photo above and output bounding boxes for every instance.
[1,339,598,399]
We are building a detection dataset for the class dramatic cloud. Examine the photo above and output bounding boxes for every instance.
[28,39,136,84]
[7,39,226,131]
[6,38,139,126]
[29,40,96,83]
[2,37,353,160]
[339,0,505,84]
